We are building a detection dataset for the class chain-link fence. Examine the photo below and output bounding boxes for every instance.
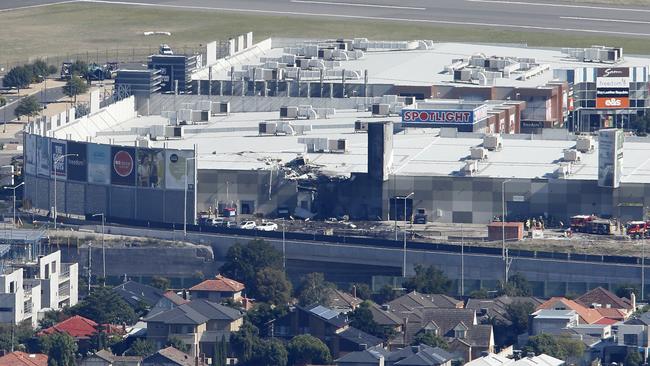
[0,45,208,76]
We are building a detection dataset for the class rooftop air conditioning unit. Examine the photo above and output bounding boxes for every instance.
[259,121,278,135]
[354,120,369,133]
[483,134,503,151]
[563,149,582,162]
[371,103,390,116]
[463,160,479,176]
[555,163,571,178]
[164,126,184,139]
[328,139,346,152]
[214,101,230,115]
[404,96,416,106]
[280,106,299,119]
[576,136,594,153]
[470,147,488,160]
[136,136,151,148]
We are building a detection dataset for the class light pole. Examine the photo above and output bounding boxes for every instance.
[643,238,646,301]
[184,156,197,237]
[92,213,105,285]
[501,179,513,286]
[53,153,78,230]
[4,182,24,225]
[402,192,414,278]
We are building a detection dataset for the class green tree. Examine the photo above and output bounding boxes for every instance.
[500,273,533,296]
[297,272,335,306]
[69,60,89,79]
[150,276,171,291]
[221,239,283,286]
[624,348,643,366]
[250,338,287,366]
[3,65,32,92]
[469,288,491,299]
[40,332,77,366]
[39,310,69,329]
[0,321,36,353]
[412,331,449,349]
[375,285,402,304]
[255,268,292,305]
[89,325,120,353]
[30,60,49,82]
[63,75,89,105]
[125,339,156,357]
[69,286,138,324]
[14,95,42,122]
[349,283,372,300]
[213,335,228,366]
[246,303,287,337]
[525,334,585,361]
[287,334,332,366]
[166,336,190,353]
[230,321,260,363]
[403,265,452,294]
[615,283,640,300]
[505,301,535,335]
[348,301,395,341]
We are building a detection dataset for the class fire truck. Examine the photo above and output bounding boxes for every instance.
[626,221,649,239]
[570,215,597,233]
[570,215,617,235]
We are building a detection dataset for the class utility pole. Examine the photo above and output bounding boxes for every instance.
[88,243,92,293]
[461,224,465,296]
[402,192,414,278]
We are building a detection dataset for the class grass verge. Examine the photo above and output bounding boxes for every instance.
[0,2,649,67]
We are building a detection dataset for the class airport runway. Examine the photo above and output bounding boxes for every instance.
[0,0,649,37]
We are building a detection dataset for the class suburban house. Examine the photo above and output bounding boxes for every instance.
[615,312,650,360]
[147,291,189,318]
[141,347,208,366]
[369,302,404,335]
[387,308,494,361]
[274,304,383,358]
[464,353,564,366]
[0,351,47,366]
[113,281,164,309]
[335,344,455,366]
[327,288,363,313]
[144,299,243,360]
[189,275,244,302]
[536,297,626,325]
[575,287,634,320]
[466,296,543,345]
[386,292,464,313]
[0,250,78,327]
[529,309,580,335]
[39,315,124,353]
[80,349,142,366]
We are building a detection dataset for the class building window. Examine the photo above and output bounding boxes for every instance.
[624,334,639,346]
[455,330,466,339]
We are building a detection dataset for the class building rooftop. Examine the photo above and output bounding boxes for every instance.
[144,299,243,325]
[189,275,245,293]
[0,352,47,366]
[39,315,98,339]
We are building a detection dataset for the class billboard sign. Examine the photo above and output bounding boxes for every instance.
[25,134,37,175]
[51,140,67,179]
[598,128,624,188]
[67,141,88,182]
[136,148,165,188]
[37,136,50,177]
[596,67,630,110]
[402,109,475,124]
[88,144,111,185]
[111,146,136,186]
[165,150,194,190]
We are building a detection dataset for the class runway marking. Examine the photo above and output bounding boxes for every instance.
[561,16,650,25]
[0,0,78,12]
[78,0,650,37]
[466,0,650,13]
[290,0,426,10]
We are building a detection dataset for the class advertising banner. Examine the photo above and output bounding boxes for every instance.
[136,148,165,188]
[25,134,37,175]
[596,67,630,110]
[67,141,88,182]
[37,136,50,177]
[88,144,111,185]
[402,109,475,124]
[165,150,194,190]
[50,140,67,179]
[598,129,624,188]
[111,146,136,186]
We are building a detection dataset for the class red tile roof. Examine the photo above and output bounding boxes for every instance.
[537,297,604,324]
[189,275,245,292]
[576,287,632,311]
[39,315,98,339]
[0,352,47,366]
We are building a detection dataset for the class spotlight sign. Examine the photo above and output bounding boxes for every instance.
[402,108,486,124]
[596,67,629,109]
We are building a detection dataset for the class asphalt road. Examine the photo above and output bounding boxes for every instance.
[1,0,649,38]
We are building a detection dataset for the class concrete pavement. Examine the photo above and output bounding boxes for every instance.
[0,0,649,37]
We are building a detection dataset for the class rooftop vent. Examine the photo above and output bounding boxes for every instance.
[483,134,503,151]
[470,147,488,160]
[576,136,594,153]
[563,149,582,162]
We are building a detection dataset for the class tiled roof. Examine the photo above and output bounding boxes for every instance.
[91,350,142,363]
[145,299,243,325]
[387,291,463,312]
[328,289,362,311]
[537,297,603,324]
[575,287,632,311]
[164,290,190,305]
[338,326,383,347]
[0,352,47,366]
[189,275,245,292]
[144,347,208,366]
[335,346,388,363]
[113,280,163,307]
[467,296,544,325]
[369,302,404,326]
[390,345,455,366]
[39,315,98,339]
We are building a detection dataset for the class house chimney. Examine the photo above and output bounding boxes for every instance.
[403,317,408,346]
[195,357,199,366]
[631,292,637,310]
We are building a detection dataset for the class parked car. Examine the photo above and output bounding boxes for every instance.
[256,222,278,231]
[239,221,256,230]
[220,221,237,228]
